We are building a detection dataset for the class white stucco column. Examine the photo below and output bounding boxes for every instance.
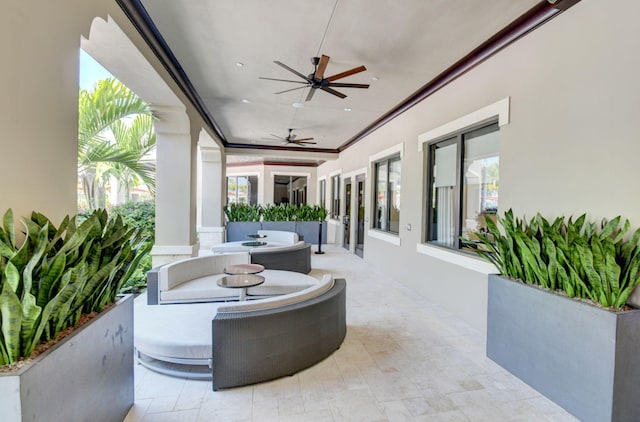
[151,107,199,266]
[197,143,226,252]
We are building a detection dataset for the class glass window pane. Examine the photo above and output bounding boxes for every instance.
[431,142,457,247]
[389,159,401,234]
[227,175,258,205]
[227,176,237,204]
[237,176,248,204]
[247,176,258,205]
[375,162,388,230]
[331,175,340,219]
[462,128,499,246]
[319,180,326,209]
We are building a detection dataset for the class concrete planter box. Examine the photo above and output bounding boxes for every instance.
[226,221,327,244]
[0,295,134,422]
[487,274,640,422]
[261,221,296,232]
[226,221,261,242]
[294,221,327,244]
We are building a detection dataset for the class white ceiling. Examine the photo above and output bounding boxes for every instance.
[138,0,540,164]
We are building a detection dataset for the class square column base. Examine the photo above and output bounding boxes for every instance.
[151,243,199,267]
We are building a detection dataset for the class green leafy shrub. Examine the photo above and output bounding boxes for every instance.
[467,209,640,310]
[224,203,262,222]
[224,203,327,222]
[110,201,155,240]
[0,208,151,366]
[110,201,154,293]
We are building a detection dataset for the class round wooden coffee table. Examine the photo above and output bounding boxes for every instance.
[223,263,265,275]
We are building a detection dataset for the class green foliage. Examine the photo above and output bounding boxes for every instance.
[224,203,262,222]
[78,78,156,210]
[0,208,151,366]
[466,209,640,310]
[110,201,155,242]
[110,201,154,293]
[224,203,328,222]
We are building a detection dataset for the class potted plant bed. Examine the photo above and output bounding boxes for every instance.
[295,221,327,244]
[261,220,295,232]
[0,209,150,422]
[226,221,262,242]
[470,211,640,422]
[224,203,327,243]
[0,295,134,422]
[488,274,640,422]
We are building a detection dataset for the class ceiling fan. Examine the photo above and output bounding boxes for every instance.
[262,129,317,145]
[259,55,369,101]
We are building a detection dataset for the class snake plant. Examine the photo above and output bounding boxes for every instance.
[0,208,151,366]
[224,203,327,222]
[467,209,640,310]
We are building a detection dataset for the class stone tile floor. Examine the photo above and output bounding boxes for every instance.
[124,245,578,422]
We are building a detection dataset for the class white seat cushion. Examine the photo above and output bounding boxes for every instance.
[160,269,317,302]
[247,269,317,295]
[135,294,223,359]
[160,274,236,302]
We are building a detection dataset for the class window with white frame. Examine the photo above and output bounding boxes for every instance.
[373,155,401,234]
[319,179,326,209]
[331,174,340,219]
[426,121,499,249]
[227,175,258,205]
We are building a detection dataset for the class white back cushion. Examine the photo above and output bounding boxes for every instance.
[257,230,299,244]
[159,253,250,290]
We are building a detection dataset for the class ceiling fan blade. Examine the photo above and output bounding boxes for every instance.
[326,65,367,81]
[293,137,314,142]
[295,141,317,145]
[274,86,308,95]
[273,61,310,81]
[258,77,308,84]
[264,134,286,141]
[305,88,316,102]
[315,55,330,79]
[327,82,370,89]
[320,86,347,99]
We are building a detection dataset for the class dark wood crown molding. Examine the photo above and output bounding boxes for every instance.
[227,160,322,168]
[337,0,581,152]
[225,142,338,155]
[116,0,227,143]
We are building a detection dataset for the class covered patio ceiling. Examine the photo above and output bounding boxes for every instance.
[120,0,568,166]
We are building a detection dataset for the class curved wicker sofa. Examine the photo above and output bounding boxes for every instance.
[134,274,347,390]
[212,230,312,274]
[212,277,346,390]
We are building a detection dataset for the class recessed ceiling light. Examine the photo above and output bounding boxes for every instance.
[344,108,352,112]
[235,62,244,67]
[372,76,380,81]
[241,98,251,103]
[292,102,304,108]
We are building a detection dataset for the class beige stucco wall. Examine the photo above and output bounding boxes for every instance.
[317,0,640,334]
[0,3,96,226]
[1,2,225,252]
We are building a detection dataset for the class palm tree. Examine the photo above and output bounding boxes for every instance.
[104,114,156,203]
[78,78,156,210]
